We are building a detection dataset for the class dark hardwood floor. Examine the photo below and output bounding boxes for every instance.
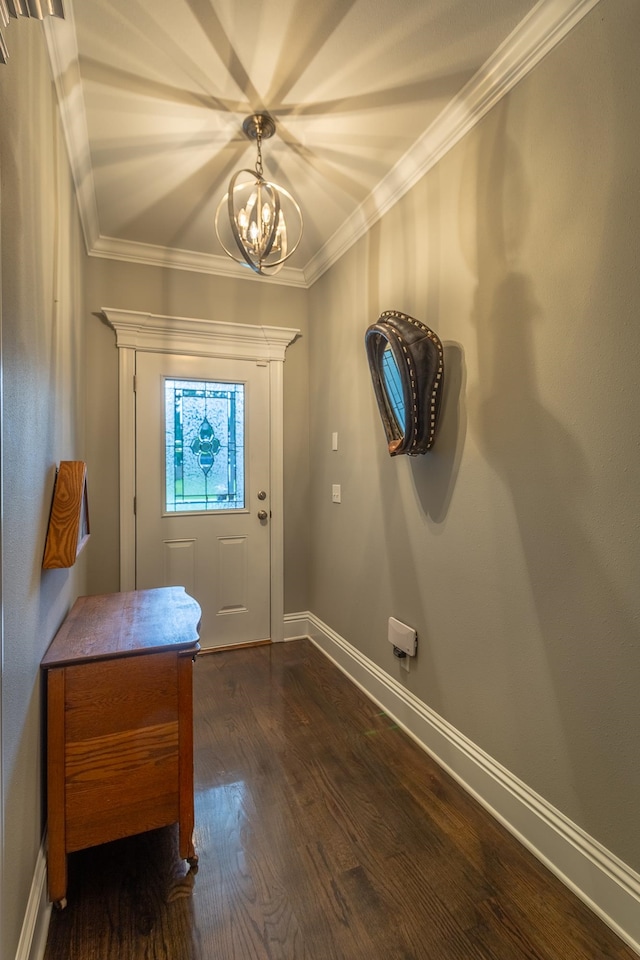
[44,640,637,960]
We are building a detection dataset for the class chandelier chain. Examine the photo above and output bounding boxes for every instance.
[255,129,264,178]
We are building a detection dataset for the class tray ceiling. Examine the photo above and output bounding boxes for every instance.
[42,0,599,286]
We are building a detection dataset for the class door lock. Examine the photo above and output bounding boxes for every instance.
[257,510,268,521]
[257,490,267,500]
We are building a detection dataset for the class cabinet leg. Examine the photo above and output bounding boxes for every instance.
[47,668,68,906]
[179,826,197,865]
[48,850,68,908]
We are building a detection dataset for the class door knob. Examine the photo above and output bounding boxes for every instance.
[257,510,268,521]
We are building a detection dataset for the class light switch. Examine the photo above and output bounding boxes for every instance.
[332,484,341,503]
[332,432,338,451]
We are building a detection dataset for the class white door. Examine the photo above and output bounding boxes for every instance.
[135,352,271,649]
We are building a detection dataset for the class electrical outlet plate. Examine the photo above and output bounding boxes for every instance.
[388,617,417,657]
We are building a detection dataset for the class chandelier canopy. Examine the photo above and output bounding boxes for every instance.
[215,114,303,276]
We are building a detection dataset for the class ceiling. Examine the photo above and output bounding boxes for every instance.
[43,0,593,287]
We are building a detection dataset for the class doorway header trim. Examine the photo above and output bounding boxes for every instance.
[103,308,299,361]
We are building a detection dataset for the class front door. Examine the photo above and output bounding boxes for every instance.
[135,351,271,649]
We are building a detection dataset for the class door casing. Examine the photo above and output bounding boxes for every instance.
[104,308,299,644]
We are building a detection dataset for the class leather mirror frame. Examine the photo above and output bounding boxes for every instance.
[365,310,444,456]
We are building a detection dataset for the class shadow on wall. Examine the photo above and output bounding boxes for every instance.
[409,341,467,524]
[358,214,445,692]
[469,97,640,863]
[363,166,467,528]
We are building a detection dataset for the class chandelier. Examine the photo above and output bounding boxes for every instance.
[215,114,303,276]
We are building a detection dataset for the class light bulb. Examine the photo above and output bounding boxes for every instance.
[276,211,287,256]
[245,191,257,219]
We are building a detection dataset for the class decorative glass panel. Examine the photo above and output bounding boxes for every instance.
[164,379,245,512]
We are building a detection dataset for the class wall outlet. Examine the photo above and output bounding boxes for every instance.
[388,617,417,657]
[332,484,341,503]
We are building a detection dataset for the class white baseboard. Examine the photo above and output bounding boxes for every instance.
[283,612,313,641]
[286,611,640,956]
[15,837,51,960]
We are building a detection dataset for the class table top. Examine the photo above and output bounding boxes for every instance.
[41,587,202,668]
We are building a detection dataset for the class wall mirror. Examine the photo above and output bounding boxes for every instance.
[365,310,444,456]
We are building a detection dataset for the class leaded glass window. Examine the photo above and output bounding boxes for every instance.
[164,379,245,512]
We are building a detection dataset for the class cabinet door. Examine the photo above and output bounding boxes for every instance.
[64,652,180,851]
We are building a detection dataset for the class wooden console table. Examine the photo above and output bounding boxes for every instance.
[41,587,201,907]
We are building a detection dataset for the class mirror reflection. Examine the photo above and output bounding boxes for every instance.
[382,344,405,431]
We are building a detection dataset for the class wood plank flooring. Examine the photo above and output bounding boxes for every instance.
[44,640,637,960]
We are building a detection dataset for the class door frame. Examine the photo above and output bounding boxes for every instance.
[104,308,299,644]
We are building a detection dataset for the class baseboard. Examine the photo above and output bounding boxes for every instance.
[291,611,640,956]
[197,638,272,655]
[283,612,313,641]
[15,837,51,960]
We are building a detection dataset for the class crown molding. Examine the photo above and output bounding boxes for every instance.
[90,235,308,288]
[304,0,604,286]
[44,0,602,289]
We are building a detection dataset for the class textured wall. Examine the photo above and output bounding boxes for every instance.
[307,0,640,871]
[83,259,310,612]
[0,20,87,960]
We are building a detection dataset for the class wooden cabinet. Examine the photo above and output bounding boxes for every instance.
[41,587,201,907]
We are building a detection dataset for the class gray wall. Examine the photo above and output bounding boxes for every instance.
[0,21,87,960]
[83,258,310,613]
[308,0,640,872]
[2,0,639,954]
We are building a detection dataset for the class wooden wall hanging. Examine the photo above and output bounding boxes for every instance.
[43,461,90,569]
